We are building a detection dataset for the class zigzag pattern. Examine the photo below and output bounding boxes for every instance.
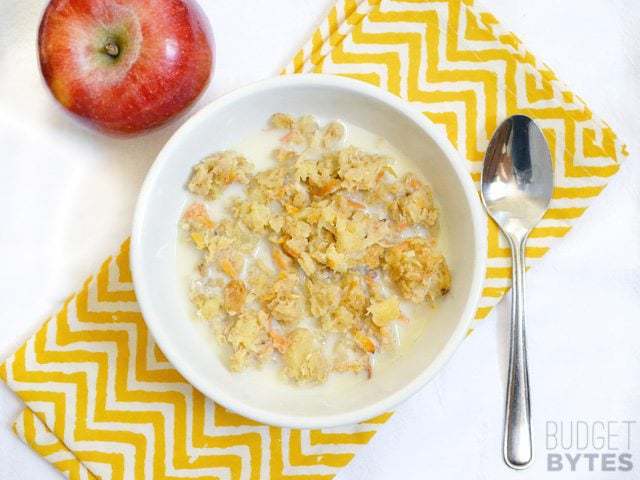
[4,0,627,478]
[13,409,97,480]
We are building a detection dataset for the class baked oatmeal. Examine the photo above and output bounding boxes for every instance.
[179,114,450,385]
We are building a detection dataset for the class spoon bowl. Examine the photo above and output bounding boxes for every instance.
[481,115,553,239]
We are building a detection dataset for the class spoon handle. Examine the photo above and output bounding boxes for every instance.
[503,235,532,469]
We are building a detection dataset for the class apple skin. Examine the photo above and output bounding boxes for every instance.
[38,0,213,135]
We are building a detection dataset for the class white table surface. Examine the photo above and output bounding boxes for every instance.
[1,0,639,478]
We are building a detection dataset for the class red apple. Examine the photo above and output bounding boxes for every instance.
[38,0,213,134]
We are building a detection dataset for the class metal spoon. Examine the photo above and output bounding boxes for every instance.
[480,115,553,469]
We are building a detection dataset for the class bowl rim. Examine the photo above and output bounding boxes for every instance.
[131,73,487,428]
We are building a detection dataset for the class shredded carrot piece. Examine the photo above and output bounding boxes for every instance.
[352,329,376,353]
[272,247,292,270]
[219,258,238,278]
[269,330,289,353]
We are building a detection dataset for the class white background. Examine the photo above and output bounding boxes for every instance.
[1,0,639,478]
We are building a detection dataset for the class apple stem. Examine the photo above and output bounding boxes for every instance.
[104,41,119,58]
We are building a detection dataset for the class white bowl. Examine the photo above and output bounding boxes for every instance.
[131,74,486,428]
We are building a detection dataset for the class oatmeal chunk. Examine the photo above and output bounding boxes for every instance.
[323,305,358,332]
[362,244,385,269]
[283,328,329,383]
[181,203,214,249]
[306,276,341,318]
[322,121,345,148]
[297,252,317,276]
[182,203,214,232]
[270,113,321,148]
[296,115,320,137]
[270,112,296,130]
[273,147,299,163]
[335,214,367,253]
[384,237,451,303]
[231,198,273,233]
[188,151,253,200]
[339,273,368,318]
[223,280,247,316]
[259,272,304,324]
[323,244,350,273]
[247,166,288,202]
[387,173,438,229]
[226,309,271,371]
[191,292,223,321]
[368,297,401,327]
[190,287,227,345]
[195,219,259,280]
[282,236,307,259]
[336,147,387,192]
[333,337,369,374]
[247,261,275,299]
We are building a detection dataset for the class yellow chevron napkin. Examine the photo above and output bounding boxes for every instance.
[1,0,627,478]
